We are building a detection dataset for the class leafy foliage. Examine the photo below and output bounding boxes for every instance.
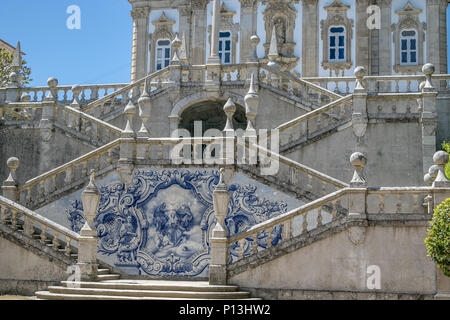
[443,141,450,179]
[0,48,32,87]
[425,198,450,277]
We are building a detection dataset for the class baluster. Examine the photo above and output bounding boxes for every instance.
[94,155,101,171]
[413,194,420,213]
[378,193,385,213]
[38,181,45,202]
[396,193,402,213]
[63,89,68,102]
[23,216,34,236]
[81,89,86,103]
[40,225,47,244]
[282,220,292,241]
[252,233,258,254]
[81,161,88,177]
[266,227,272,249]
[52,231,60,249]
[51,175,57,192]
[307,174,313,192]
[302,213,308,233]
[331,200,338,219]
[317,207,323,226]
[407,80,411,92]
[322,181,327,196]
[395,80,400,93]
[65,236,72,256]
[65,165,74,184]
[346,81,350,94]
[25,187,32,204]
[238,239,245,259]
[0,205,5,224]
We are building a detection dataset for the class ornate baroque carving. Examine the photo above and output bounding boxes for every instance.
[320,0,354,76]
[130,7,150,20]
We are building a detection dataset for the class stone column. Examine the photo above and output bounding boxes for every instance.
[352,67,368,139]
[191,0,208,65]
[378,0,392,76]
[302,0,319,77]
[209,168,233,285]
[130,6,150,82]
[239,0,258,63]
[421,64,438,175]
[179,6,192,63]
[2,157,19,202]
[208,0,221,65]
[77,170,100,281]
[426,0,448,76]
[355,0,370,72]
[119,99,137,184]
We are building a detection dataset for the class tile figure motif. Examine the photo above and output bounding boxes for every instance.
[67,169,288,277]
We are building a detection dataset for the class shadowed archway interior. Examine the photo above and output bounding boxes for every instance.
[178,101,247,136]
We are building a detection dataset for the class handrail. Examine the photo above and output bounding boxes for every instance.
[18,139,121,191]
[0,195,80,241]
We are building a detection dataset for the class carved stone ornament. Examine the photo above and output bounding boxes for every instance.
[149,11,176,73]
[348,226,366,246]
[320,0,354,76]
[261,0,299,72]
[391,1,426,75]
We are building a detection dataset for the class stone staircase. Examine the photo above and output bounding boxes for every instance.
[35,279,258,300]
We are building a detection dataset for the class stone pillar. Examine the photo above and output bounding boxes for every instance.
[208,0,221,65]
[179,6,192,63]
[378,0,392,76]
[426,0,448,76]
[209,168,232,285]
[5,42,22,102]
[119,99,137,184]
[39,78,58,174]
[352,67,368,139]
[355,0,370,72]
[77,170,100,281]
[191,1,208,65]
[130,6,150,82]
[244,73,259,135]
[239,0,258,63]
[348,152,368,221]
[2,157,19,202]
[421,64,438,175]
[302,0,319,77]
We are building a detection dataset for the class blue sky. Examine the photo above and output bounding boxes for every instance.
[0,1,449,86]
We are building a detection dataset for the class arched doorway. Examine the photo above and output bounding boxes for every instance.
[178,101,247,136]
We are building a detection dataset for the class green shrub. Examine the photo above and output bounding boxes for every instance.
[443,141,450,179]
[425,198,450,277]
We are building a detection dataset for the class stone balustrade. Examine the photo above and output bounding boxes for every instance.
[228,188,348,266]
[0,194,79,257]
[259,64,342,107]
[0,102,43,121]
[276,95,353,151]
[304,74,450,95]
[54,104,123,145]
[18,83,128,105]
[17,139,120,208]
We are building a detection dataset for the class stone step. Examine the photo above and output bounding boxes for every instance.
[97,269,110,275]
[35,291,260,300]
[60,280,240,292]
[96,274,121,281]
[44,286,251,299]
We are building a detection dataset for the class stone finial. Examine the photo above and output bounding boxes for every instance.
[179,32,189,65]
[11,41,22,70]
[223,98,236,132]
[212,167,230,236]
[45,77,58,101]
[424,173,433,186]
[354,66,367,91]
[432,150,449,187]
[422,63,435,92]
[123,98,137,138]
[5,157,19,185]
[350,152,367,187]
[248,35,260,62]
[170,34,182,65]
[2,157,19,201]
[244,73,259,134]
[267,26,279,68]
[71,84,82,109]
[137,80,152,137]
[81,170,100,234]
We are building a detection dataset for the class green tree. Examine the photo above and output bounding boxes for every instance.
[425,198,450,277]
[0,48,32,87]
[443,141,450,179]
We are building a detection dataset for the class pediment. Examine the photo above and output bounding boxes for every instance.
[324,0,350,12]
[152,11,176,27]
[395,0,422,16]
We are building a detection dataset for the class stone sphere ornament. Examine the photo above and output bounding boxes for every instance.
[47,77,58,88]
[433,150,449,166]
[422,63,435,76]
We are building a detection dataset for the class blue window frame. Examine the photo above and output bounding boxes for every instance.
[329,27,346,62]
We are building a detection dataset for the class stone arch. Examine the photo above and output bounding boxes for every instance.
[169,91,246,135]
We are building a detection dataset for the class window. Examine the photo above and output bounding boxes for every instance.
[155,39,171,71]
[219,32,232,65]
[400,30,418,66]
[329,27,346,62]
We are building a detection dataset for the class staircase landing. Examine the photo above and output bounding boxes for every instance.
[35,279,260,300]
